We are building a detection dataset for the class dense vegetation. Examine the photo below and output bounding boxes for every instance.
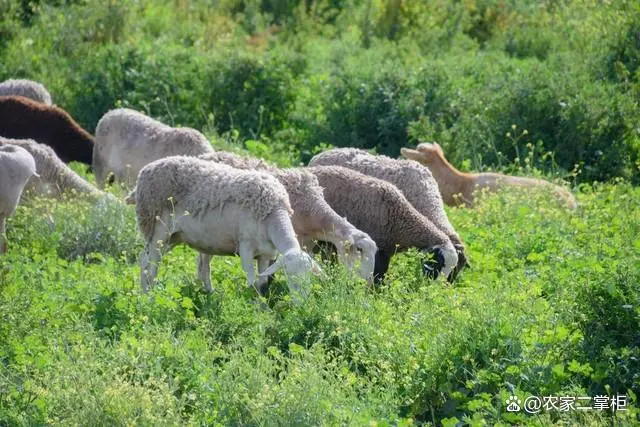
[1,0,639,425]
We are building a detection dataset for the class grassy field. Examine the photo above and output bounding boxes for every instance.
[1,0,640,425]
[0,178,638,425]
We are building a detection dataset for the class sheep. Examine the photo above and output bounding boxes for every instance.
[0,145,38,254]
[307,165,458,284]
[129,156,322,301]
[0,79,52,105]
[0,96,94,165]
[308,147,468,280]
[93,108,214,188]
[0,137,105,199]
[401,143,578,209]
[199,151,378,283]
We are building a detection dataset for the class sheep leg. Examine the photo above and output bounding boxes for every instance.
[0,216,6,254]
[373,250,391,284]
[197,253,214,293]
[238,242,257,291]
[139,240,164,293]
[256,256,274,296]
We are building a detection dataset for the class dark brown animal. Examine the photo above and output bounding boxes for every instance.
[0,96,94,165]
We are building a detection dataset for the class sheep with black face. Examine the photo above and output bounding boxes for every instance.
[309,147,468,280]
[307,165,458,283]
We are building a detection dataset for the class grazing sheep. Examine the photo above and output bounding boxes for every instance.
[0,137,104,199]
[129,156,322,300]
[93,109,213,188]
[307,166,458,283]
[199,151,378,283]
[401,143,578,209]
[0,79,52,105]
[309,147,468,280]
[0,96,94,165]
[0,145,37,254]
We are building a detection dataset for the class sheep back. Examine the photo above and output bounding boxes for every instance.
[134,156,292,239]
[200,151,331,220]
[199,151,274,171]
[0,137,99,197]
[0,79,52,105]
[94,109,213,186]
[0,96,94,164]
[307,165,449,252]
[309,148,461,241]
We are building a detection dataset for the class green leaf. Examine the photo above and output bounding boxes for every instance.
[441,417,460,427]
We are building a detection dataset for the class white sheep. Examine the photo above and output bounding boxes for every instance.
[128,156,322,301]
[93,108,214,188]
[199,151,378,283]
[0,79,52,105]
[309,147,468,280]
[307,166,458,283]
[0,145,38,254]
[0,137,105,199]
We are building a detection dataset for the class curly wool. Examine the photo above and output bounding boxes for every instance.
[0,137,101,197]
[134,156,292,239]
[309,147,462,245]
[0,79,52,105]
[93,109,213,187]
[200,151,274,171]
[306,165,450,253]
[200,151,330,219]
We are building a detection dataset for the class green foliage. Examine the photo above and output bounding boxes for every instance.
[1,0,639,181]
[2,182,639,425]
[0,3,639,422]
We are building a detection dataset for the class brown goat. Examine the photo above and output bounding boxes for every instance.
[401,143,577,209]
[0,96,94,165]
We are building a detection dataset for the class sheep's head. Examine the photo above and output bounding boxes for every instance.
[421,242,458,281]
[353,234,377,284]
[400,143,444,167]
[259,249,323,303]
[448,244,470,282]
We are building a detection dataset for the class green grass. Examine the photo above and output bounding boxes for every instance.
[1,182,638,425]
[1,0,639,423]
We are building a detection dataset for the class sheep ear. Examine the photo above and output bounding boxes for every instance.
[400,147,421,160]
[259,257,283,277]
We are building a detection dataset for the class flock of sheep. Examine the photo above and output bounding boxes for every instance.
[0,78,577,302]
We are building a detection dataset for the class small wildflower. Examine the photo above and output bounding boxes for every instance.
[511,124,517,130]
[523,129,529,135]
[506,132,511,138]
